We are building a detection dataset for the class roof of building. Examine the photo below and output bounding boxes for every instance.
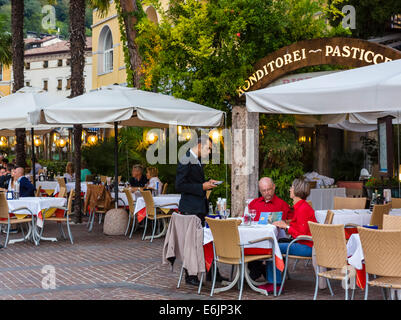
[25,37,92,57]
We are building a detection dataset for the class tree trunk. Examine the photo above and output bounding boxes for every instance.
[69,0,86,222]
[119,0,142,87]
[11,0,26,168]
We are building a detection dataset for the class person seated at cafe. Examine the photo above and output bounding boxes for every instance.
[247,177,292,280]
[10,167,35,197]
[64,162,75,182]
[262,178,317,291]
[0,166,5,177]
[1,158,8,168]
[0,164,14,190]
[129,164,148,188]
[144,167,162,195]
[80,161,92,182]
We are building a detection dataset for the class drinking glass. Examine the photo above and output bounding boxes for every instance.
[249,209,257,224]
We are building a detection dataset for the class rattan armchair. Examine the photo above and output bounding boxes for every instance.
[140,190,177,242]
[162,183,168,195]
[358,227,401,300]
[35,185,42,197]
[390,198,401,209]
[309,222,356,300]
[0,192,34,248]
[333,197,367,210]
[205,218,276,300]
[124,188,137,238]
[37,190,75,245]
[383,215,401,230]
[370,203,391,229]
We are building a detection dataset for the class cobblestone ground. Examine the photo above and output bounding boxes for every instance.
[0,218,383,300]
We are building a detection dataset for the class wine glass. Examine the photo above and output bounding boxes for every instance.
[249,209,257,225]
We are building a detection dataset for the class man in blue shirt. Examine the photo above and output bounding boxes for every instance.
[13,167,35,197]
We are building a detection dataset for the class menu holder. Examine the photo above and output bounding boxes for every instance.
[258,211,282,225]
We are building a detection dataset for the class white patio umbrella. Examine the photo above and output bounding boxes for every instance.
[29,85,226,204]
[245,58,401,124]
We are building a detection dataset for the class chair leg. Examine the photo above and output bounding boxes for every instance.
[4,223,10,248]
[239,262,245,300]
[198,272,204,294]
[177,265,184,289]
[86,211,92,227]
[59,223,67,240]
[99,213,102,224]
[66,219,74,245]
[230,265,234,281]
[313,266,319,300]
[125,213,131,236]
[327,279,334,296]
[151,218,157,243]
[142,216,148,240]
[364,273,369,300]
[129,215,136,239]
[210,259,218,297]
[345,274,349,300]
[88,210,96,232]
[278,257,289,296]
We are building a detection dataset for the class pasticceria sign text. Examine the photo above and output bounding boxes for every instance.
[237,37,401,97]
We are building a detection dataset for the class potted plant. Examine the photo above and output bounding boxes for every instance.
[364,177,381,198]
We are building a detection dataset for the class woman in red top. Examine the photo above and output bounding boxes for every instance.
[265,178,317,288]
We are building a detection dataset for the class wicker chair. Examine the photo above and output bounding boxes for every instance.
[37,190,75,245]
[124,188,137,238]
[205,217,276,300]
[309,222,356,300]
[35,185,42,197]
[0,192,34,248]
[85,174,94,182]
[324,210,335,225]
[206,190,212,200]
[86,184,112,232]
[370,203,391,229]
[162,183,168,195]
[383,215,401,231]
[333,197,367,210]
[57,177,67,190]
[100,175,108,185]
[390,198,401,209]
[140,190,177,242]
[57,187,67,199]
[358,227,401,299]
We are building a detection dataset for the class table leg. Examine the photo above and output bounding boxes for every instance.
[243,262,269,296]
[32,216,58,246]
[8,223,33,245]
[213,265,240,294]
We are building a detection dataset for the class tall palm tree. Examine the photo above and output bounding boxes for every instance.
[11,0,26,167]
[69,0,86,222]
[0,15,12,66]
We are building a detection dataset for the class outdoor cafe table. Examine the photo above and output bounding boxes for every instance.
[134,194,181,240]
[7,197,67,245]
[203,219,284,296]
[347,233,401,299]
[307,187,346,210]
[35,181,58,196]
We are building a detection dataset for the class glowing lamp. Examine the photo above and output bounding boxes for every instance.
[87,134,98,145]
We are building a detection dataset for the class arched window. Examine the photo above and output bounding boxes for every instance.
[146,6,158,24]
[98,26,113,73]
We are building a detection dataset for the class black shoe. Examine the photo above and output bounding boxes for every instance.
[0,244,3,249]
[185,275,200,286]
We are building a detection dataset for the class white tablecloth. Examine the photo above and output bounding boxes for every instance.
[8,197,67,216]
[134,194,181,214]
[111,191,142,206]
[54,182,92,195]
[36,181,58,191]
[307,188,346,210]
[315,209,401,226]
[203,220,283,264]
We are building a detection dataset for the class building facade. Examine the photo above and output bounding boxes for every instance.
[0,64,11,97]
[24,35,92,97]
[91,0,168,89]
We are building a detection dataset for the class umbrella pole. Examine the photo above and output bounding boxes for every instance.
[114,122,119,208]
[31,128,36,192]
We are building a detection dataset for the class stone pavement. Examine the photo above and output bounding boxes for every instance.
[0,218,384,300]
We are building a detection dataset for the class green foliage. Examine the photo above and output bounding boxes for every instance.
[329,0,401,38]
[37,159,68,175]
[0,14,11,65]
[136,0,350,110]
[0,0,93,38]
[331,149,365,181]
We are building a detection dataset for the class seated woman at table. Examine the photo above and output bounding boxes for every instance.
[144,167,162,196]
[64,162,75,182]
[264,178,317,290]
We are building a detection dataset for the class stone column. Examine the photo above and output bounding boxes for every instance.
[231,106,259,217]
[316,124,329,177]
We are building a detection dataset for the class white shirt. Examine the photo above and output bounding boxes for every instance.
[146,177,162,195]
